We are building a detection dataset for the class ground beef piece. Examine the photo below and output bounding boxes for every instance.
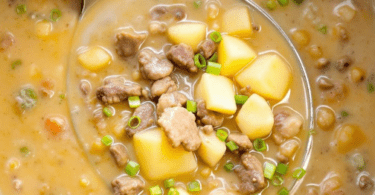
[166,43,197,73]
[115,32,147,58]
[196,100,224,127]
[234,153,266,194]
[358,175,374,191]
[151,76,177,98]
[276,139,300,163]
[126,103,155,137]
[272,110,303,145]
[96,77,142,104]
[335,55,352,72]
[150,5,186,21]
[227,133,253,154]
[156,92,187,116]
[199,125,214,134]
[110,144,129,167]
[0,32,15,51]
[138,49,174,80]
[149,22,167,35]
[199,39,217,59]
[158,107,201,151]
[111,176,145,195]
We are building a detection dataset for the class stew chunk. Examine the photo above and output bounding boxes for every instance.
[227,132,253,154]
[196,99,224,127]
[125,103,155,137]
[96,77,142,104]
[150,76,177,98]
[272,109,303,144]
[138,49,174,80]
[166,43,197,73]
[167,23,206,51]
[111,176,145,195]
[235,153,266,194]
[115,32,147,58]
[198,39,217,59]
[156,91,187,116]
[110,144,129,167]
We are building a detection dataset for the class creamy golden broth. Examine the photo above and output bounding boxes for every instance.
[0,0,374,195]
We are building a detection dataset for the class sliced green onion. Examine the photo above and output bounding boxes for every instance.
[125,161,140,177]
[235,95,249,105]
[341,111,349,117]
[193,1,202,8]
[11,60,22,69]
[168,188,180,195]
[128,96,141,108]
[128,116,141,129]
[308,129,316,135]
[264,162,276,179]
[293,0,305,5]
[103,107,113,117]
[368,83,374,93]
[19,88,37,109]
[292,167,306,179]
[208,52,218,62]
[224,162,234,172]
[226,141,239,152]
[216,129,228,142]
[164,178,175,189]
[16,4,27,15]
[317,24,328,34]
[101,135,113,146]
[149,185,162,195]
[186,100,197,113]
[271,175,284,186]
[266,0,277,10]
[206,62,222,75]
[50,9,62,22]
[194,53,207,69]
[188,180,201,192]
[278,0,289,6]
[276,163,289,175]
[351,153,365,170]
[278,187,289,195]
[254,139,267,152]
[24,88,37,100]
[20,147,29,156]
[59,94,66,100]
[210,31,222,43]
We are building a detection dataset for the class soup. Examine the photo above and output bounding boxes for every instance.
[0,0,374,195]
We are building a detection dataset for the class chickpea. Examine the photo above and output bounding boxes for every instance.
[132,70,141,81]
[90,138,106,154]
[207,3,220,20]
[308,45,323,58]
[335,124,366,153]
[200,167,212,178]
[317,77,334,90]
[337,5,356,22]
[148,22,167,35]
[291,30,310,46]
[321,176,342,195]
[7,158,20,170]
[316,107,336,130]
[208,178,222,189]
[350,67,365,83]
[80,176,90,187]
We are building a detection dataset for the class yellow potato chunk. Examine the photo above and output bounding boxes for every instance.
[235,54,292,100]
[78,47,111,71]
[35,20,52,38]
[218,35,257,76]
[236,94,274,140]
[222,6,253,37]
[133,128,197,180]
[198,131,226,167]
[168,23,206,51]
[195,73,237,115]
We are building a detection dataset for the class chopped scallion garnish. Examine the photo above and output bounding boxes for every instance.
[188,180,201,192]
[50,9,62,22]
[216,129,228,142]
[20,147,29,156]
[271,175,284,186]
[276,163,289,175]
[16,4,27,15]
[341,111,349,117]
[226,141,239,152]
[224,162,234,172]
[11,60,22,69]
[266,0,277,10]
[103,107,113,117]
[278,0,289,6]
[308,129,316,135]
[368,83,374,93]
[101,135,113,146]
[186,100,197,113]
[264,162,276,179]
[254,138,267,152]
[278,187,289,195]
[128,116,141,129]
[235,95,249,105]
[128,96,141,108]
[168,188,179,195]
[59,94,66,100]
[292,167,306,179]
[210,31,222,43]
[149,185,162,195]
[206,62,222,75]
[126,161,140,177]
[193,1,202,9]
[194,53,207,69]
[318,25,328,34]
[351,153,365,170]
[208,52,218,62]
[164,178,175,188]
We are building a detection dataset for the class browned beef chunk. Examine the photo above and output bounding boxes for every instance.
[335,55,352,72]
[111,176,145,195]
[138,49,174,80]
[156,91,187,116]
[150,76,177,98]
[150,5,186,21]
[227,133,253,154]
[0,32,14,52]
[110,144,129,167]
[115,32,147,58]
[158,107,201,151]
[125,103,155,137]
[197,100,224,127]
[166,43,197,73]
[199,125,214,134]
[234,153,266,194]
[199,39,217,59]
[96,77,142,104]
[272,110,303,145]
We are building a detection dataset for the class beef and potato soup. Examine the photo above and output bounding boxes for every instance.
[0,0,374,195]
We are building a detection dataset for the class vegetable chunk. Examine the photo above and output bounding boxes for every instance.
[168,23,206,51]
[235,54,292,100]
[195,73,237,115]
[218,35,257,76]
[78,46,111,71]
[236,94,274,139]
[222,6,253,37]
[133,128,197,180]
[198,131,226,167]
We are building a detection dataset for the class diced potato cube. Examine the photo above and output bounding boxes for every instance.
[337,5,356,22]
[133,128,197,180]
[222,6,253,37]
[236,94,274,140]
[198,131,226,167]
[35,20,52,38]
[335,124,365,153]
[218,35,257,76]
[235,54,292,100]
[78,47,111,71]
[168,23,206,51]
[195,73,237,115]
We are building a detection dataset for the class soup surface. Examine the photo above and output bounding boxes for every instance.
[0,0,374,195]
